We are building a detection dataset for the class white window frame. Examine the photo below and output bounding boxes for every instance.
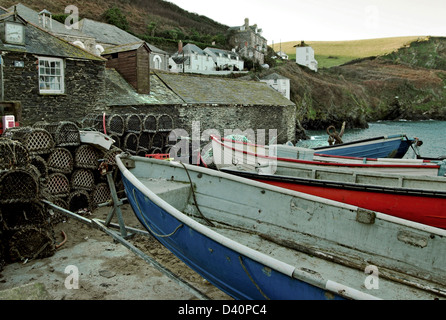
[38,57,65,94]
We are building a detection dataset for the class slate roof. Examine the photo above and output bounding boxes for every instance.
[156,72,294,106]
[205,47,240,60]
[9,3,90,39]
[0,11,104,61]
[261,73,290,80]
[102,41,151,55]
[102,69,183,106]
[79,18,168,55]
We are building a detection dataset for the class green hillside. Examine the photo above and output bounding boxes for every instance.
[272,36,428,68]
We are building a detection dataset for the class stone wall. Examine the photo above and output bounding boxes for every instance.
[2,52,106,125]
[108,103,297,144]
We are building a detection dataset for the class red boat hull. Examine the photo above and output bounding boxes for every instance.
[255,178,446,229]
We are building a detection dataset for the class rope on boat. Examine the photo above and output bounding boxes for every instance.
[238,256,270,300]
[179,162,215,227]
[132,189,184,238]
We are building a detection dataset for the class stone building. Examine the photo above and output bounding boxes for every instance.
[0,9,106,125]
[227,18,268,65]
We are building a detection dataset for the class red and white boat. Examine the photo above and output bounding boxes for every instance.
[210,135,445,177]
[220,162,446,229]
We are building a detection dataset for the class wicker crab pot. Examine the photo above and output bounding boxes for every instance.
[0,139,30,170]
[0,168,39,204]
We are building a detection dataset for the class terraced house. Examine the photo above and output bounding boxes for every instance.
[0,6,106,125]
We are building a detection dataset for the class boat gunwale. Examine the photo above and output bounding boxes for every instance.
[221,168,446,199]
[312,134,410,150]
[211,135,440,170]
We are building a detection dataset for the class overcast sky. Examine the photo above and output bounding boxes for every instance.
[166,0,446,42]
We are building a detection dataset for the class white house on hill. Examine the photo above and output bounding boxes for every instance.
[203,47,244,71]
[294,41,318,72]
[169,42,215,73]
[260,73,290,100]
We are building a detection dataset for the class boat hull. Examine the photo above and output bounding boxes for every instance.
[121,173,344,300]
[117,155,446,300]
[210,135,441,176]
[224,170,446,229]
[313,135,413,158]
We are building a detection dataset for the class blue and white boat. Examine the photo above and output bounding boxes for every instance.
[116,154,446,300]
[312,134,414,158]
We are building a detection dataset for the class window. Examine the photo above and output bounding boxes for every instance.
[38,57,64,94]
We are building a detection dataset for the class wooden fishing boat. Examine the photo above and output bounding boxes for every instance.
[312,134,414,158]
[116,154,446,300]
[210,135,445,176]
[221,163,446,229]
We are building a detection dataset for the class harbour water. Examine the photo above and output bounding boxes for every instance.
[304,120,446,159]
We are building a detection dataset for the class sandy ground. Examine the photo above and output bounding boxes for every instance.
[0,203,232,300]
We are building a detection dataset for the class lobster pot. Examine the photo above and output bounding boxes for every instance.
[30,155,48,181]
[46,173,70,198]
[4,127,54,155]
[32,121,58,140]
[138,132,152,150]
[149,147,162,154]
[125,114,142,133]
[152,132,165,149]
[136,149,148,157]
[54,121,80,147]
[0,139,30,170]
[0,201,48,230]
[71,169,95,191]
[109,134,121,149]
[158,114,174,132]
[8,226,55,261]
[107,114,125,136]
[92,182,111,207]
[74,145,99,169]
[47,148,73,174]
[0,169,39,203]
[68,190,92,213]
[123,133,138,154]
[101,147,122,167]
[79,114,97,129]
[143,114,157,132]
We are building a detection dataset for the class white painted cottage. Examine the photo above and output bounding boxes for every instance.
[203,47,244,71]
[294,41,318,72]
[169,42,214,73]
[260,73,290,100]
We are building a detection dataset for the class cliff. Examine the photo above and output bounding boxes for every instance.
[260,37,446,130]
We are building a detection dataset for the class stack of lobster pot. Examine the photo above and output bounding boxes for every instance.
[0,120,125,268]
[0,138,56,266]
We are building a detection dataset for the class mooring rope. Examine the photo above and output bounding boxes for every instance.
[132,188,183,238]
[179,162,215,227]
[238,255,270,300]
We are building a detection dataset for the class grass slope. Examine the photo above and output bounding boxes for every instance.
[272,36,428,68]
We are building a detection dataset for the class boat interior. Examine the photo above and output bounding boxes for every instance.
[122,156,446,300]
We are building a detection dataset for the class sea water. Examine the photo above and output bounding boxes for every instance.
[303,120,446,159]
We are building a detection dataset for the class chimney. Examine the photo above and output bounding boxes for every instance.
[38,9,53,30]
[244,18,249,29]
[178,40,183,54]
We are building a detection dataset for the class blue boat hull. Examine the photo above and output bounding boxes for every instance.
[314,135,413,158]
[122,174,344,300]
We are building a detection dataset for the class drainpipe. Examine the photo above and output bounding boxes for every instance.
[0,53,4,101]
